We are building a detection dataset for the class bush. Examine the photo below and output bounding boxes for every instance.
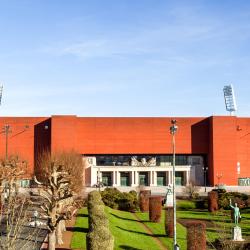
[101,188,121,209]
[89,214,109,231]
[186,221,206,250]
[88,190,102,202]
[88,200,104,211]
[101,188,139,212]
[215,191,249,209]
[177,200,196,210]
[87,190,114,250]
[88,204,105,217]
[118,191,139,212]
[86,226,114,250]
[195,198,208,209]
[149,196,162,223]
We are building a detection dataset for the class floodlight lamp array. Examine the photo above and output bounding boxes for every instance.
[223,84,237,113]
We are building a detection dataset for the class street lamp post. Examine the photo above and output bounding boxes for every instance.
[2,124,11,161]
[202,167,208,192]
[170,120,179,250]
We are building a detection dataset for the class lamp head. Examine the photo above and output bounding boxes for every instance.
[170,120,178,134]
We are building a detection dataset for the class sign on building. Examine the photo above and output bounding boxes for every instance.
[238,178,250,186]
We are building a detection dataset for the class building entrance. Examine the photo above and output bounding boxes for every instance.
[139,172,149,186]
[157,172,166,186]
[102,172,112,186]
[175,171,184,186]
[120,172,130,186]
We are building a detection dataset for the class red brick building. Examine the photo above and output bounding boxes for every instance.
[0,115,249,187]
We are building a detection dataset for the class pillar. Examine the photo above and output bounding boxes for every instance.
[150,171,154,186]
[112,171,117,187]
[134,171,139,186]
[117,171,121,186]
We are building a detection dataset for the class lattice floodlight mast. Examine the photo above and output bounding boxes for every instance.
[0,85,3,105]
[223,84,237,115]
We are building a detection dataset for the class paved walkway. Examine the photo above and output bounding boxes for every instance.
[55,216,76,250]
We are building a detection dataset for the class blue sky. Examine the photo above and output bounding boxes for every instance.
[0,0,250,117]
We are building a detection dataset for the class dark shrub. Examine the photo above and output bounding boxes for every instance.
[186,221,206,250]
[165,207,174,237]
[139,190,151,212]
[215,191,249,209]
[149,196,162,222]
[195,198,208,209]
[118,191,139,212]
[86,226,114,250]
[208,191,218,212]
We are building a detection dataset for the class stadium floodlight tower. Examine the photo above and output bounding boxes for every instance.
[223,84,237,115]
[0,85,3,105]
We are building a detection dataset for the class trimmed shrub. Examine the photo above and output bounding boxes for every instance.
[89,214,109,231]
[88,199,104,211]
[149,196,162,223]
[186,221,206,250]
[86,226,114,250]
[165,207,174,237]
[139,190,151,212]
[88,204,106,229]
[177,200,196,210]
[88,190,102,202]
[87,189,114,250]
[208,191,218,212]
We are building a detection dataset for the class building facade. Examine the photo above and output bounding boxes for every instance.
[0,115,249,187]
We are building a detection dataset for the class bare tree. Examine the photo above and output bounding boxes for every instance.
[35,151,85,250]
[0,156,41,250]
[36,150,85,194]
[182,181,201,199]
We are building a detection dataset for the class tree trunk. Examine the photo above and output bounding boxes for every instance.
[56,220,64,245]
[49,230,56,250]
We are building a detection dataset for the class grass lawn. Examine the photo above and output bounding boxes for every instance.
[106,206,163,250]
[71,208,88,250]
[135,210,187,250]
[71,204,250,250]
[71,207,163,250]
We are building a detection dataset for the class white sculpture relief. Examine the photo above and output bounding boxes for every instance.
[131,157,156,167]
